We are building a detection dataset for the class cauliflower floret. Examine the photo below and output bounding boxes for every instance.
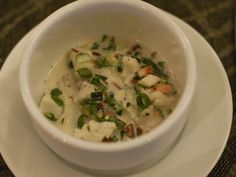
[121,56,140,79]
[138,74,161,87]
[74,120,117,142]
[149,91,174,107]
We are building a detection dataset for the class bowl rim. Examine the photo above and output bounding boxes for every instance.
[19,0,196,152]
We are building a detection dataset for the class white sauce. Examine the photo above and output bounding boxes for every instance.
[40,36,178,142]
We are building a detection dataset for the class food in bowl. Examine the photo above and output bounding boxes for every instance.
[20,0,196,172]
[39,35,178,142]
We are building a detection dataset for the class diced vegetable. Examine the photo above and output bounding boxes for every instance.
[91,42,99,50]
[95,56,110,68]
[77,68,93,79]
[125,124,135,138]
[101,34,108,42]
[152,83,173,94]
[44,112,57,121]
[50,88,64,107]
[117,58,123,72]
[138,65,154,77]
[136,93,151,110]
[77,114,88,129]
[68,60,74,69]
[140,58,168,79]
[90,77,106,90]
[91,91,103,101]
[138,74,161,88]
[103,37,116,51]
[95,74,107,81]
[107,116,126,130]
[76,53,91,63]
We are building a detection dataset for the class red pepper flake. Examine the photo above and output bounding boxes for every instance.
[126,51,132,56]
[92,52,101,56]
[130,80,137,84]
[71,48,79,53]
[112,82,122,89]
[102,137,113,142]
[151,86,157,91]
[136,126,143,136]
[115,53,123,59]
[125,124,135,138]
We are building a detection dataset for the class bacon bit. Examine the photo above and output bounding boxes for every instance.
[92,52,101,56]
[138,65,154,77]
[136,126,143,136]
[104,111,116,117]
[114,53,122,59]
[130,79,137,84]
[125,124,135,138]
[126,51,132,56]
[71,48,79,53]
[152,84,173,94]
[99,101,105,109]
[112,82,122,89]
[102,137,113,142]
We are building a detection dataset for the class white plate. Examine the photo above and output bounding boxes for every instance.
[0,15,232,177]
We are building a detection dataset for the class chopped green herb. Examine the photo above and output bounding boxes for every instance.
[117,58,123,72]
[167,109,172,115]
[103,37,116,51]
[95,56,110,68]
[108,92,114,97]
[140,58,168,79]
[95,74,107,81]
[90,77,106,90]
[91,91,103,101]
[77,67,93,79]
[104,92,116,107]
[61,118,65,124]
[107,116,126,130]
[68,60,74,69]
[101,34,108,42]
[133,73,141,81]
[51,88,64,107]
[44,112,57,121]
[76,53,91,63]
[79,98,103,121]
[104,92,123,115]
[91,42,100,50]
[120,130,127,140]
[51,88,62,97]
[112,136,118,142]
[116,108,123,116]
[126,102,131,108]
[136,93,150,110]
[77,114,88,129]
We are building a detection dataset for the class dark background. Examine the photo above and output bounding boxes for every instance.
[0,0,235,176]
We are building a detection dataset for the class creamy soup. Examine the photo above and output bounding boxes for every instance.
[40,35,178,142]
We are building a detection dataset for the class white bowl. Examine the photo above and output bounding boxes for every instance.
[19,0,196,175]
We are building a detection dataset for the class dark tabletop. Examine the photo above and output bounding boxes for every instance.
[0,0,235,177]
